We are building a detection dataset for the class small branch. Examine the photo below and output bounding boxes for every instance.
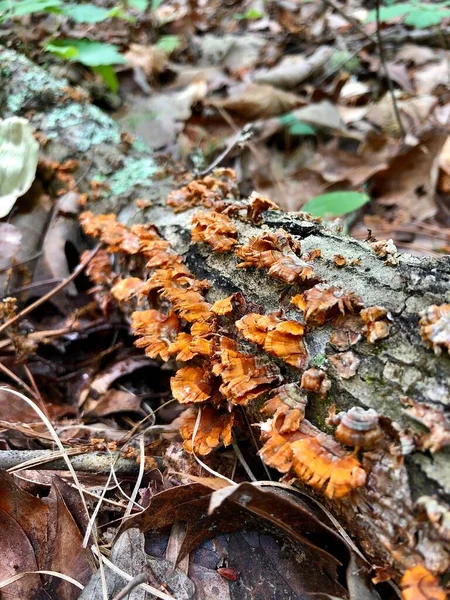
[0,243,101,336]
[0,449,163,474]
[375,0,406,139]
[321,0,375,44]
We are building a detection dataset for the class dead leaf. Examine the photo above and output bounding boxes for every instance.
[85,389,143,417]
[121,481,347,566]
[0,508,42,598]
[90,357,155,397]
[124,43,169,79]
[210,83,304,120]
[196,33,266,72]
[81,528,194,600]
[370,129,447,220]
[254,46,333,89]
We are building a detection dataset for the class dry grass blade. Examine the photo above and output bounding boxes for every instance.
[191,407,234,484]
[0,570,84,591]
[123,435,145,518]
[91,546,176,600]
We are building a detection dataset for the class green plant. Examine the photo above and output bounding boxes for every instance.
[0,1,145,90]
[279,113,316,136]
[365,1,450,29]
[302,191,370,217]
[234,8,264,20]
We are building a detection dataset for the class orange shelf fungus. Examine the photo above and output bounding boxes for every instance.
[400,565,447,600]
[191,210,238,253]
[264,321,308,368]
[236,313,307,369]
[212,336,281,405]
[291,437,366,499]
[131,309,180,361]
[170,366,212,404]
[167,169,237,213]
[327,406,382,450]
[301,368,330,396]
[211,292,246,316]
[419,304,450,355]
[111,277,145,302]
[292,284,363,325]
[178,406,235,455]
[235,231,318,286]
[361,306,391,344]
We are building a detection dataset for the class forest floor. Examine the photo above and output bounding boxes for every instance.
[0,1,449,599]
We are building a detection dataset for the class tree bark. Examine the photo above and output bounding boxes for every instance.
[1,48,450,582]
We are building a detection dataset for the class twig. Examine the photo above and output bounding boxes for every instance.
[195,124,255,178]
[375,0,406,138]
[0,243,101,336]
[0,449,163,474]
[321,0,375,44]
[112,572,148,600]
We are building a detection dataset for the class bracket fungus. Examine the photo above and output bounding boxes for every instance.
[0,117,39,218]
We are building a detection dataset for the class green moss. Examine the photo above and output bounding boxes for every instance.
[43,103,120,152]
[108,157,158,196]
[132,137,149,153]
[309,354,326,368]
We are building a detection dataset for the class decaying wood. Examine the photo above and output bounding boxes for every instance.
[1,48,450,582]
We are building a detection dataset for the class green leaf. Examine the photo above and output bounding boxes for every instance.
[46,39,126,66]
[61,3,111,23]
[234,8,264,20]
[151,0,163,9]
[405,6,450,28]
[128,0,148,10]
[0,0,62,18]
[279,113,316,136]
[45,41,79,60]
[92,65,119,92]
[156,34,180,54]
[302,191,370,217]
[365,3,410,23]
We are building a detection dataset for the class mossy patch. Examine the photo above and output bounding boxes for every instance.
[108,157,159,196]
[42,103,120,152]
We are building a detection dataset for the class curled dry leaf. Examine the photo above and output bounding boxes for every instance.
[291,284,363,325]
[212,336,281,405]
[171,366,212,404]
[191,210,238,252]
[291,437,366,499]
[178,405,235,455]
[167,169,237,213]
[132,309,180,361]
[400,565,447,600]
[301,368,331,396]
[209,83,304,120]
[327,406,382,449]
[329,351,360,379]
[419,304,450,356]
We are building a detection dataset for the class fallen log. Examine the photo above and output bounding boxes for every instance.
[1,48,450,586]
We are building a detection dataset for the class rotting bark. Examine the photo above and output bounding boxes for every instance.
[1,48,450,582]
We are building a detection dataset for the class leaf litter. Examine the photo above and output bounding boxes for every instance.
[2,0,450,598]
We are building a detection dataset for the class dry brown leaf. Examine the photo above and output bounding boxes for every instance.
[210,83,304,120]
